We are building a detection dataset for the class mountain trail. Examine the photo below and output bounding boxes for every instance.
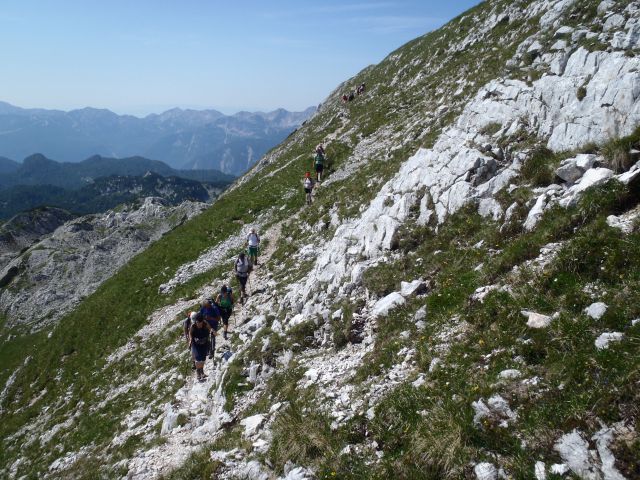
[124,220,284,479]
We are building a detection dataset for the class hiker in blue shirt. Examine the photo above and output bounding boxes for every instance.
[200,299,222,359]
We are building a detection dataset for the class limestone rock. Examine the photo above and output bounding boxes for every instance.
[400,279,428,297]
[240,414,265,438]
[555,158,584,183]
[554,430,600,479]
[570,168,615,194]
[498,369,522,380]
[597,1,615,16]
[595,332,624,349]
[585,302,607,319]
[604,13,626,31]
[474,462,498,480]
[372,292,405,318]
[522,310,552,328]
[575,154,597,170]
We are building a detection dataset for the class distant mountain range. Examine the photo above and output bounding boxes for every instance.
[0,153,234,190]
[0,102,315,175]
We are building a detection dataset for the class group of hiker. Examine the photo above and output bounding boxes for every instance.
[303,143,326,205]
[342,82,366,102]
[183,228,261,381]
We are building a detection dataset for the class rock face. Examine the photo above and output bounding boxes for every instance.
[0,197,207,330]
[0,207,75,271]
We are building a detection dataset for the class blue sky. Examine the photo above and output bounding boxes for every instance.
[0,1,481,116]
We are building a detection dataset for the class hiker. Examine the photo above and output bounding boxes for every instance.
[303,172,314,205]
[315,143,325,156]
[348,92,355,102]
[342,94,348,103]
[235,252,251,300]
[215,285,235,340]
[247,228,261,266]
[314,149,325,182]
[357,82,366,95]
[183,311,197,370]
[189,312,215,381]
[200,299,222,359]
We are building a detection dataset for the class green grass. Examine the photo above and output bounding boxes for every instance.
[332,176,640,478]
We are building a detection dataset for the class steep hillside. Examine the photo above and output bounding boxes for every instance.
[1,0,640,479]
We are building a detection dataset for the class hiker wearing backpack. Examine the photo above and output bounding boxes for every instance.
[303,172,314,205]
[183,311,197,370]
[235,252,251,301]
[247,228,261,266]
[200,299,222,359]
[313,149,325,182]
[189,312,215,381]
[215,285,234,340]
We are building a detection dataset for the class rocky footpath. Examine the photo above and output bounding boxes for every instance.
[0,197,207,331]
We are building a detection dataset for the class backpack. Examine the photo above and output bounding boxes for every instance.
[183,316,191,336]
[236,257,249,274]
[219,291,233,309]
[304,178,313,189]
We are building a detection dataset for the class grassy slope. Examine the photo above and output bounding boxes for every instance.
[3,0,638,478]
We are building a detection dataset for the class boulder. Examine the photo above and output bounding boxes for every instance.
[414,306,427,322]
[400,279,428,297]
[571,168,614,194]
[550,40,568,51]
[474,462,498,480]
[584,302,607,320]
[595,332,623,349]
[604,13,626,31]
[478,198,504,220]
[524,194,549,231]
[555,159,584,183]
[574,154,597,170]
[372,292,405,318]
[554,430,598,479]
[521,310,552,328]
[240,414,265,438]
[597,0,615,16]
[527,40,543,54]
[555,26,575,37]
